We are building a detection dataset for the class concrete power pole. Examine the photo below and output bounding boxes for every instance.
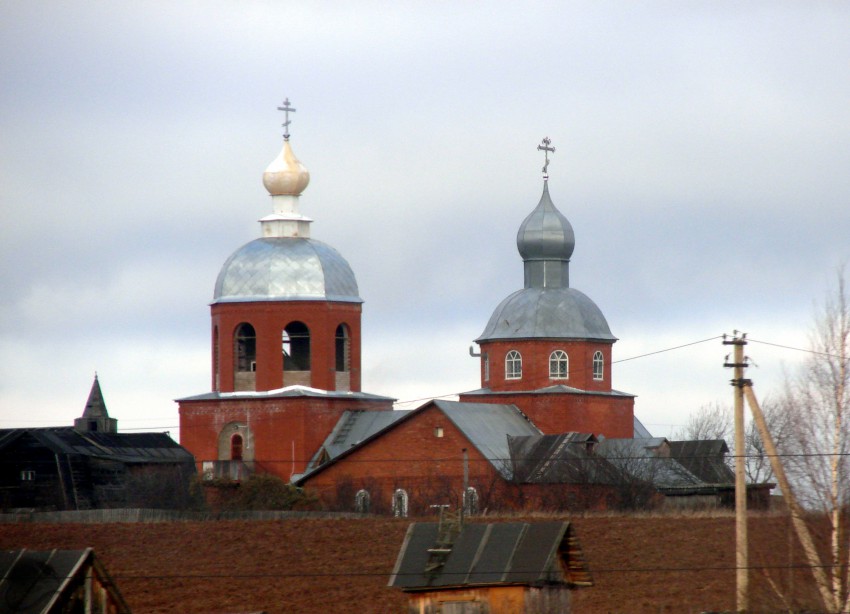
[723,332,748,613]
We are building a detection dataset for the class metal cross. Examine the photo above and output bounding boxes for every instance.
[537,136,555,179]
[277,98,296,140]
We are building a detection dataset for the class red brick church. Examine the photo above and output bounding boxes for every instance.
[177,101,684,514]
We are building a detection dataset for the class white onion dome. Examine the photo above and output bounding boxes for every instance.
[262,140,310,196]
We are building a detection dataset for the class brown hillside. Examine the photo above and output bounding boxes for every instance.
[0,512,827,613]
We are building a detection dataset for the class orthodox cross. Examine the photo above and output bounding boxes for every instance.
[277,98,296,140]
[537,136,555,179]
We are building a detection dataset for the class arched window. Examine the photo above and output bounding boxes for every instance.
[354,489,370,514]
[592,351,604,381]
[282,321,311,371]
[335,324,350,372]
[549,350,569,379]
[234,323,256,372]
[483,352,490,382]
[463,487,479,516]
[505,350,522,380]
[392,489,409,518]
[230,434,243,461]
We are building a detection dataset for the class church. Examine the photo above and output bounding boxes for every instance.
[178,101,738,515]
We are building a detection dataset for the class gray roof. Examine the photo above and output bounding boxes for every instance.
[297,400,541,484]
[177,385,395,403]
[0,549,130,613]
[433,400,541,479]
[476,287,616,342]
[508,433,623,485]
[81,375,108,418]
[213,237,362,304]
[594,438,704,488]
[461,384,634,398]
[668,440,734,484]
[388,521,592,589]
[0,428,194,465]
[303,409,410,474]
[633,415,653,438]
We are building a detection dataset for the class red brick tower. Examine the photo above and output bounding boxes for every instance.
[460,138,634,437]
[178,101,393,481]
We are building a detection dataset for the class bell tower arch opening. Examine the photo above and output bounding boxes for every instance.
[282,321,311,386]
[234,323,257,391]
[335,323,351,391]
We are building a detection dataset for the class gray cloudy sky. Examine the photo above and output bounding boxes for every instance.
[2,2,849,438]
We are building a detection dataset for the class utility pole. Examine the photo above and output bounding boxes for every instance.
[723,332,749,613]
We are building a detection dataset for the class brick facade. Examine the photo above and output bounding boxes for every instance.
[212,300,362,393]
[179,394,392,480]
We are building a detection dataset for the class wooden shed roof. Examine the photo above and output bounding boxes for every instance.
[388,521,592,591]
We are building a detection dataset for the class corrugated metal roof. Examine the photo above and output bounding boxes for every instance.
[509,433,623,485]
[0,428,194,465]
[177,385,395,403]
[668,440,734,484]
[388,521,592,589]
[433,400,541,479]
[0,549,130,613]
[594,438,703,488]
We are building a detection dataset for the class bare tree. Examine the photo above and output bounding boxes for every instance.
[779,268,850,610]
[675,398,789,484]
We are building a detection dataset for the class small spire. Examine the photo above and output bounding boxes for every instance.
[537,136,555,180]
[277,98,296,141]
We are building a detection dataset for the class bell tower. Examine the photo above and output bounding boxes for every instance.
[210,99,363,394]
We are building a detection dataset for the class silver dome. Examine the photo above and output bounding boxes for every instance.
[213,237,362,304]
[476,287,615,342]
[517,182,575,262]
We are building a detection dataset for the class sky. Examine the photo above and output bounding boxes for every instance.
[2,2,849,440]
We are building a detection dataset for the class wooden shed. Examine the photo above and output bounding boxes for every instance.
[388,521,592,614]
[0,548,130,613]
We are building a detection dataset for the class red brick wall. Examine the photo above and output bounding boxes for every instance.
[178,395,392,479]
[211,300,362,393]
[458,391,634,439]
[478,339,614,392]
[299,404,617,514]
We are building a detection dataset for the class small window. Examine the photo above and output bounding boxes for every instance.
[549,350,569,379]
[231,434,243,461]
[505,350,522,380]
[434,426,444,438]
[20,470,35,481]
[483,352,489,382]
[335,324,351,372]
[592,351,604,381]
[355,489,371,514]
[463,487,479,516]
[392,489,409,518]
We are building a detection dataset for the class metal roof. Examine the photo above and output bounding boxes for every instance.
[177,385,395,403]
[433,400,541,479]
[476,287,616,342]
[516,182,575,263]
[668,440,734,484]
[303,409,410,474]
[388,521,592,589]
[213,237,361,304]
[0,549,130,614]
[594,438,704,488]
[296,400,541,484]
[508,433,624,485]
[461,384,634,398]
[0,428,194,465]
